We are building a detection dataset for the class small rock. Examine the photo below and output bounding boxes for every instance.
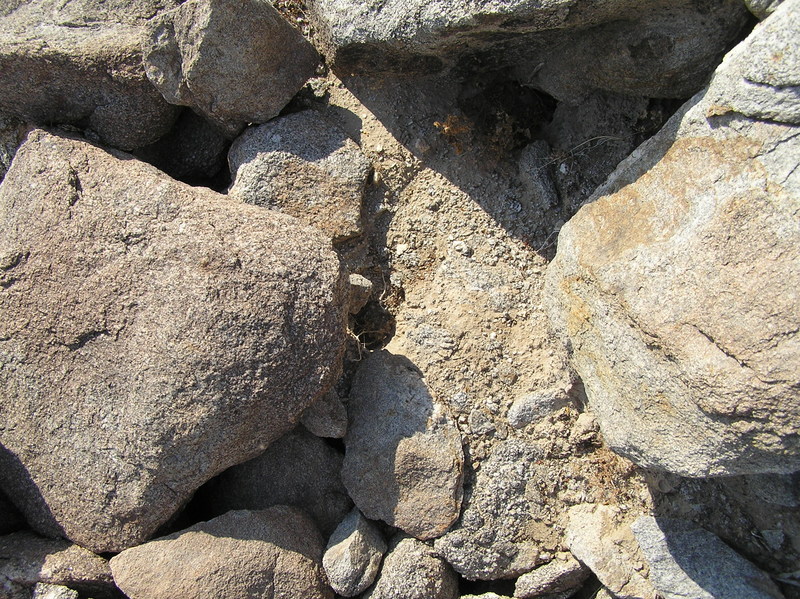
[452,240,472,256]
[363,536,458,599]
[745,0,785,19]
[565,505,656,599]
[323,508,387,597]
[0,531,115,599]
[301,389,349,439]
[229,111,370,241]
[514,552,589,598]
[631,516,785,599]
[507,388,571,428]
[343,350,464,540]
[110,507,332,599]
[348,273,374,315]
[143,0,319,136]
[32,584,78,599]
[198,427,352,536]
[569,412,599,446]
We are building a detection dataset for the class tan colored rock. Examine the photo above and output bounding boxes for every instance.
[0,130,348,552]
[110,507,332,599]
[514,553,589,598]
[545,1,800,476]
[342,350,464,540]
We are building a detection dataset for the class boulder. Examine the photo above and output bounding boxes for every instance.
[300,389,348,439]
[309,0,749,101]
[0,0,180,150]
[363,536,458,599]
[228,111,371,242]
[545,0,800,476]
[565,505,656,599]
[0,130,348,552]
[342,350,464,540]
[631,516,785,599]
[110,507,332,599]
[198,426,352,536]
[434,440,545,580]
[323,508,387,597]
[0,531,114,599]
[143,0,319,137]
[514,553,589,599]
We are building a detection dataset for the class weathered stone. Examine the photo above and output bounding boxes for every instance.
[545,1,800,477]
[0,0,180,150]
[309,0,748,101]
[435,440,545,580]
[565,505,656,599]
[143,0,319,137]
[301,389,348,439]
[198,427,352,536]
[348,273,373,315]
[514,553,589,599]
[342,350,464,540]
[323,508,387,597]
[363,536,458,599]
[746,0,785,19]
[507,387,571,429]
[31,584,78,599]
[0,130,348,552]
[228,111,370,242]
[110,507,332,599]
[631,516,785,599]
[134,109,229,184]
[0,531,114,599]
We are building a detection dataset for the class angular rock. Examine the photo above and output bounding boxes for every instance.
[143,0,319,137]
[0,130,348,552]
[348,273,373,315]
[631,516,785,599]
[301,389,349,439]
[435,440,545,580]
[0,0,180,150]
[0,531,115,599]
[565,505,656,599]
[110,507,332,599]
[198,426,352,536]
[32,584,79,599]
[309,0,749,101]
[507,387,571,429]
[323,508,387,597]
[342,350,464,540]
[514,553,589,599]
[545,1,800,477]
[746,0,785,19]
[228,111,371,242]
[363,536,458,599]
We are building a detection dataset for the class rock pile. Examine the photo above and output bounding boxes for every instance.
[0,0,797,598]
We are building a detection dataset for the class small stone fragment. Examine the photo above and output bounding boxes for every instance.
[323,508,387,597]
[507,388,571,428]
[514,553,589,598]
[343,350,464,540]
[229,111,371,242]
[348,273,373,315]
[110,507,332,599]
[32,584,78,599]
[363,536,458,599]
[301,389,349,439]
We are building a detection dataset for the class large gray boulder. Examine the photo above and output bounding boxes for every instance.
[0,130,348,552]
[631,516,785,599]
[198,426,352,536]
[342,351,464,541]
[545,0,800,477]
[143,0,319,137]
[309,0,749,101]
[110,507,333,599]
[0,0,180,150]
[228,111,371,243]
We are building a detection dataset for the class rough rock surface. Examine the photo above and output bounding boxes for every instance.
[0,130,348,552]
[565,505,656,599]
[545,0,800,477]
[0,0,180,149]
[198,426,352,536]
[309,0,748,101]
[300,389,348,439]
[110,507,332,599]
[746,0,786,19]
[514,553,589,599]
[631,516,785,599]
[342,350,464,540]
[435,440,545,580]
[0,531,114,599]
[362,536,458,599]
[507,387,572,429]
[31,584,79,599]
[143,0,319,136]
[228,111,371,242]
[323,508,387,597]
